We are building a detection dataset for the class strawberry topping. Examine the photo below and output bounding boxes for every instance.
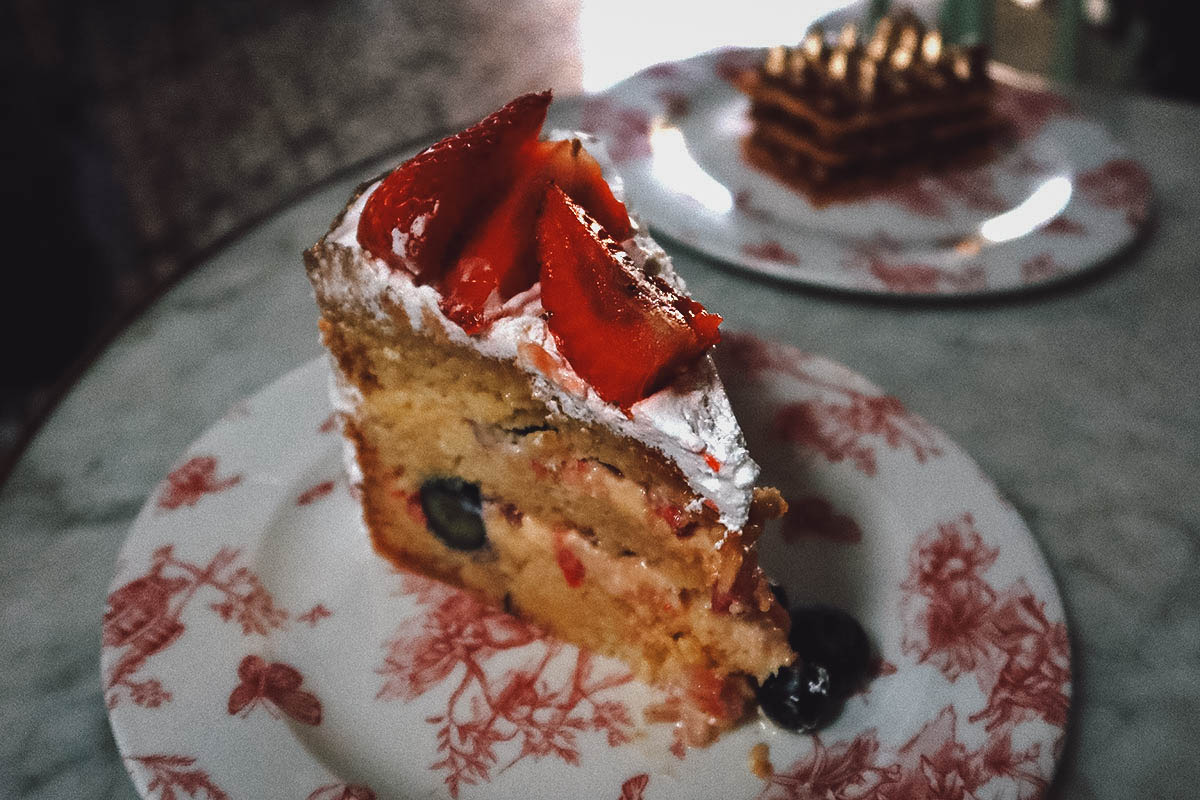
[536,184,722,408]
[540,138,633,241]
[438,173,545,332]
[439,138,632,332]
[357,91,551,282]
[358,92,717,407]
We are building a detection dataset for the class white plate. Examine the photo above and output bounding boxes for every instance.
[553,48,1151,296]
[103,337,1071,799]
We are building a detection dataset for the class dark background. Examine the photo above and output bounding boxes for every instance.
[1,0,1196,480]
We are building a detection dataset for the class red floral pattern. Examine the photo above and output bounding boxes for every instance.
[377,571,634,797]
[857,254,987,294]
[297,604,332,626]
[1078,158,1152,226]
[758,729,901,799]
[869,165,1005,220]
[307,785,376,800]
[104,545,288,708]
[732,189,777,224]
[228,655,322,726]
[157,456,242,510]
[580,98,653,164]
[619,773,651,800]
[297,480,336,505]
[841,237,987,294]
[760,706,1048,800]
[901,514,1071,729]
[1042,216,1085,235]
[724,333,942,476]
[887,706,1045,800]
[644,62,683,80]
[742,240,801,265]
[126,754,230,800]
[1020,253,1066,285]
[656,89,691,120]
[771,382,939,476]
[713,47,760,84]
[992,83,1077,140]
[723,338,1068,800]
[936,169,1009,213]
[870,180,948,218]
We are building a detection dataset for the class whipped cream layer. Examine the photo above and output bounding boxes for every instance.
[323,180,759,529]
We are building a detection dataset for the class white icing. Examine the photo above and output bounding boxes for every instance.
[391,208,433,260]
[326,364,365,490]
[322,173,759,529]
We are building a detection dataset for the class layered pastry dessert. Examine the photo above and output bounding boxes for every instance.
[739,9,1002,204]
[305,92,794,745]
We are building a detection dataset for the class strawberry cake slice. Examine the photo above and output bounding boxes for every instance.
[305,92,793,745]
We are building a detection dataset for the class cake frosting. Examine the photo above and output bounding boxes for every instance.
[320,176,759,529]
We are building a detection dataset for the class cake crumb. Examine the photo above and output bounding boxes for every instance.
[748,742,774,779]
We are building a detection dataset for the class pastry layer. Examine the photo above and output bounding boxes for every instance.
[742,72,995,143]
[317,303,792,686]
[743,128,997,203]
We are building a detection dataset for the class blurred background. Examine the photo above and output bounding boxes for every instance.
[1,0,1196,479]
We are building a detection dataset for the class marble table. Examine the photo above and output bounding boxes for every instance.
[2,89,1198,799]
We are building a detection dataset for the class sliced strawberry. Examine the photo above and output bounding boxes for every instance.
[537,184,721,408]
[356,91,551,282]
[540,139,633,241]
[439,138,634,332]
[439,172,545,332]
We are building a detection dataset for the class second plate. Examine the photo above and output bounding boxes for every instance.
[552,48,1151,296]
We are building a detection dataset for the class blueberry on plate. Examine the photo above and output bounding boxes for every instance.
[756,660,840,732]
[419,477,487,551]
[787,605,872,698]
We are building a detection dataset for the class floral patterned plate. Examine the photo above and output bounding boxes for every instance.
[554,48,1151,296]
[103,334,1071,800]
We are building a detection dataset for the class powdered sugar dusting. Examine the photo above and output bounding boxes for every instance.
[327,367,365,491]
[317,173,759,528]
[390,228,408,260]
[391,208,433,260]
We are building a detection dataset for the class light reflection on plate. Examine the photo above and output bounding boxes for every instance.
[978,175,1072,243]
[649,125,734,214]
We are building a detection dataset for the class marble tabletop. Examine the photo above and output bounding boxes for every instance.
[2,86,1199,799]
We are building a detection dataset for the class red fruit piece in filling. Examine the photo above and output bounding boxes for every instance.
[440,138,632,332]
[553,528,586,588]
[537,184,721,408]
[356,91,551,282]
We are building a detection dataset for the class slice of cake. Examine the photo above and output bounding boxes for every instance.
[739,9,1003,204]
[305,91,793,744]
